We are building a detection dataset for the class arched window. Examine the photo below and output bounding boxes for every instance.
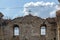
[13,25,19,36]
[41,26,46,35]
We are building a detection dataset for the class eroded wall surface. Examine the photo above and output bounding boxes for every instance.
[0,14,57,40]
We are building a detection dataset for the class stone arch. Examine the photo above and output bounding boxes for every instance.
[40,24,47,40]
[13,24,19,36]
[40,24,47,35]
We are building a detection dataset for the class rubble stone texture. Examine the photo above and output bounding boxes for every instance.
[0,10,60,40]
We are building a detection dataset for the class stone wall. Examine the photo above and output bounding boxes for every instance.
[56,10,60,40]
[0,13,58,40]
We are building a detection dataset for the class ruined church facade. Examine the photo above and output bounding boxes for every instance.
[0,10,60,40]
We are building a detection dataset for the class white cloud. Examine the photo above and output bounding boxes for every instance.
[23,1,56,18]
[33,13,38,16]
[24,1,55,7]
[2,8,11,19]
[49,4,60,18]
[50,10,56,17]
[56,4,60,10]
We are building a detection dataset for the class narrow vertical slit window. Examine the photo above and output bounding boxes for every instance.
[41,26,46,35]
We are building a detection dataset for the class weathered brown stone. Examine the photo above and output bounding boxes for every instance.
[0,11,59,40]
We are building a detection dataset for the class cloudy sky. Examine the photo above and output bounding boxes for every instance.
[0,0,59,19]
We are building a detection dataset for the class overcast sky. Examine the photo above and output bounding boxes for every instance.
[0,0,59,19]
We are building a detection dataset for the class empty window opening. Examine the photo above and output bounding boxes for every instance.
[13,25,19,36]
[41,26,46,35]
